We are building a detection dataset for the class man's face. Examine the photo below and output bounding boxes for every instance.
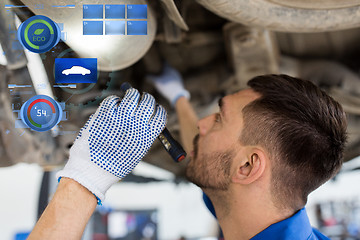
[185,89,260,190]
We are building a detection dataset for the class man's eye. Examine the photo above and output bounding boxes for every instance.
[215,113,221,123]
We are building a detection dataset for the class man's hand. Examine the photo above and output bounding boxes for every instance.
[147,64,190,107]
[57,88,167,202]
[29,89,166,240]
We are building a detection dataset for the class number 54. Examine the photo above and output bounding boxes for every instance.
[37,109,46,116]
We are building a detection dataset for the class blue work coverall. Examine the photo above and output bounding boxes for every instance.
[203,194,329,240]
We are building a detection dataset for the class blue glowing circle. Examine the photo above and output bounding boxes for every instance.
[17,15,61,53]
[20,95,62,132]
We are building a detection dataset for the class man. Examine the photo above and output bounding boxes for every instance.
[149,66,347,239]
[28,66,347,239]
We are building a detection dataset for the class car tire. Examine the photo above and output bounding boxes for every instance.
[196,0,360,32]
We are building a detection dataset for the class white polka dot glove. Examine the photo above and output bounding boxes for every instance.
[57,89,167,202]
[147,63,190,107]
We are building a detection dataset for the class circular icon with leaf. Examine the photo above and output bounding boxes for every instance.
[34,29,44,35]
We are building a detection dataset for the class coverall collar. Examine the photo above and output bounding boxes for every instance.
[251,208,317,240]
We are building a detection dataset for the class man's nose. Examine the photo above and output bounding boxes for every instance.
[197,114,215,136]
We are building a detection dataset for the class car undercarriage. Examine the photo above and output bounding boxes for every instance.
[1,0,360,179]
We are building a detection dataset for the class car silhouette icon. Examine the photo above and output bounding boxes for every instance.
[62,66,91,76]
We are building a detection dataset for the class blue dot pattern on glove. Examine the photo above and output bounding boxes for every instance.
[87,89,167,179]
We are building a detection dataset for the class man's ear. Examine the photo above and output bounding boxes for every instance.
[232,147,267,185]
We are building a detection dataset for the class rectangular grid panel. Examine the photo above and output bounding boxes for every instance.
[83,4,148,36]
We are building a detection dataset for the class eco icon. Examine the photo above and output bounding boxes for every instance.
[17,15,61,53]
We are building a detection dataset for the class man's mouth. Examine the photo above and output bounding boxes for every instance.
[192,134,199,159]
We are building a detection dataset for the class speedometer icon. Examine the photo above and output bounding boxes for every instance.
[20,95,63,132]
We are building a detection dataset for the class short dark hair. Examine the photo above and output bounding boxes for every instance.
[240,74,347,210]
